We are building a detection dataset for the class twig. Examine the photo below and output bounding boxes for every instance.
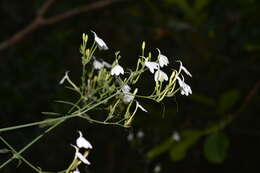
[234,79,260,116]
[0,0,119,51]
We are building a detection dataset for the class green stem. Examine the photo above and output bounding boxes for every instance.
[0,114,75,133]
[0,119,64,170]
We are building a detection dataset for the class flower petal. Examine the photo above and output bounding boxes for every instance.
[93,59,104,70]
[145,61,159,73]
[136,101,148,112]
[76,151,91,165]
[157,48,169,67]
[177,60,192,77]
[177,76,192,96]
[73,168,80,173]
[59,71,69,84]
[122,94,134,103]
[111,64,124,76]
[76,131,93,149]
[121,85,131,93]
[91,31,108,50]
[154,70,168,82]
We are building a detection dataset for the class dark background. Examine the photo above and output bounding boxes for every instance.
[0,0,260,173]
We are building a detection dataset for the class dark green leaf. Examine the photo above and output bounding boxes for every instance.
[203,133,230,163]
[169,130,203,161]
[218,89,240,114]
[147,138,174,159]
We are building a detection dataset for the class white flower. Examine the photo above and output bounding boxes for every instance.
[93,59,104,70]
[76,131,93,149]
[76,151,91,165]
[154,69,169,82]
[121,84,134,103]
[73,168,80,173]
[177,60,192,77]
[145,61,159,73]
[137,130,144,138]
[157,48,169,67]
[71,144,91,165]
[127,132,134,141]
[172,131,181,142]
[93,57,112,70]
[91,30,108,50]
[122,94,134,103]
[136,101,148,112]
[59,71,70,84]
[111,64,124,76]
[177,76,192,96]
[154,164,162,173]
[121,84,131,93]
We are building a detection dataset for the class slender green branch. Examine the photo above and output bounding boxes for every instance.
[0,119,64,170]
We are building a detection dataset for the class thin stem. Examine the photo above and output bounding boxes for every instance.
[79,114,125,128]
[0,119,64,170]
[0,114,75,133]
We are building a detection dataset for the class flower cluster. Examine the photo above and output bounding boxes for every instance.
[59,30,192,128]
[69,131,92,173]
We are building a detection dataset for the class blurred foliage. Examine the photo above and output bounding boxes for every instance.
[0,0,260,173]
[203,132,230,163]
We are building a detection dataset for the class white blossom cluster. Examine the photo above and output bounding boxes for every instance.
[90,31,192,97]
[59,31,193,128]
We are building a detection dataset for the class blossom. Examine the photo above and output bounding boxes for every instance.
[71,144,91,165]
[145,61,159,73]
[76,150,91,165]
[157,48,169,67]
[177,60,192,77]
[176,76,192,96]
[111,64,124,76]
[127,132,134,141]
[73,168,80,173]
[76,131,93,149]
[137,130,144,138]
[140,56,158,73]
[91,30,108,50]
[93,59,104,70]
[59,71,70,84]
[122,94,134,103]
[93,57,112,70]
[154,69,169,82]
[172,131,181,142]
[136,101,148,112]
[154,164,162,173]
[121,84,131,93]
[121,84,134,103]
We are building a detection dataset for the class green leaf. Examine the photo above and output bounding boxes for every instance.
[218,89,240,114]
[146,138,174,159]
[169,130,203,161]
[203,133,230,163]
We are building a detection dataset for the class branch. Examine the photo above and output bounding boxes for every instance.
[234,79,260,116]
[0,0,119,52]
